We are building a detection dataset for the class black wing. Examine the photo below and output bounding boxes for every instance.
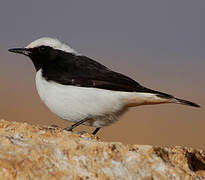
[42,53,172,98]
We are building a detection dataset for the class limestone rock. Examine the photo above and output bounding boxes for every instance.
[0,119,204,179]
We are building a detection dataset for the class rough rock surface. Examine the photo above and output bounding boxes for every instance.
[0,120,204,180]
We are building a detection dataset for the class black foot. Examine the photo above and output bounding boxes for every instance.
[92,128,101,135]
[64,118,90,132]
[64,126,73,131]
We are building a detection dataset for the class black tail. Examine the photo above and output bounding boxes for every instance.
[173,98,200,108]
[141,86,200,108]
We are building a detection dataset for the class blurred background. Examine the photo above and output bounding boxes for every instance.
[0,0,204,149]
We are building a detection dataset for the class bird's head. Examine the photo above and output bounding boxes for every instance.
[8,37,79,71]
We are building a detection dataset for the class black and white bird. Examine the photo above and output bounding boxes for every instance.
[8,37,200,135]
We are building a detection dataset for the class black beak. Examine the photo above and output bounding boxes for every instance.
[8,48,31,56]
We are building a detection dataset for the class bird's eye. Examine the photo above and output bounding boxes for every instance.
[39,46,47,52]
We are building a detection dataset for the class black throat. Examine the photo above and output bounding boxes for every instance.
[29,46,76,72]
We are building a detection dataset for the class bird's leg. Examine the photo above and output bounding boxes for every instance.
[64,118,90,131]
[92,127,101,135]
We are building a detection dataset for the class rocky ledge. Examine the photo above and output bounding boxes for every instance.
[0,119,204,180]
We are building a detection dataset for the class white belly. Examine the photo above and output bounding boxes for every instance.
[35,70,135,127]
[35,70,166,127]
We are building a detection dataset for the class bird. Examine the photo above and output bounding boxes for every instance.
[8,37,200,135]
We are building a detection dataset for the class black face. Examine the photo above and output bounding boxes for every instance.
[9,46,67,71]
[28,46,55,71]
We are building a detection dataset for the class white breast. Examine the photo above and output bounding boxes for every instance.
[35,70,165,127]
[35,70,137,127]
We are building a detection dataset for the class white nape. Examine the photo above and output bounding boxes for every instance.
[25,37,80,55]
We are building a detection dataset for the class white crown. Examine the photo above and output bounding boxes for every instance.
[25,37,80,55]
